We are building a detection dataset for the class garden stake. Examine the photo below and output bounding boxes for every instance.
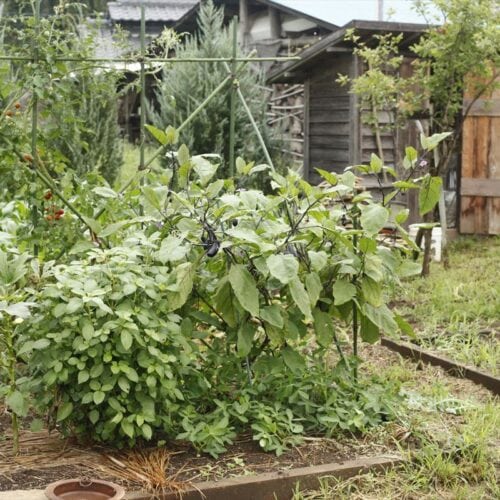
[139,4,146,173]
[223,62,275,171]
[138,4,146,219]
[30,0,41,257]
[228,17,238,177]
[352,213,360,381]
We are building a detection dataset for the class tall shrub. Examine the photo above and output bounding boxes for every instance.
[149,0,275,178]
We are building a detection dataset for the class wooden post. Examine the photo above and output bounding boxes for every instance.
[239,0,249,46]
[269,7,281,39]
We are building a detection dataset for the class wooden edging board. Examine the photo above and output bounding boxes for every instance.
[127,455,402,500]
[381,337,500,395]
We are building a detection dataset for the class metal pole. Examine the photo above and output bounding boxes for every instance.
[139,3,146,172]
[228,17,238,178]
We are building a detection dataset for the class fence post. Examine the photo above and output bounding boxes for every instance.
[228,16,238,178]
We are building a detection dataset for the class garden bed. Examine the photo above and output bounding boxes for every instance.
[1,343,496,498]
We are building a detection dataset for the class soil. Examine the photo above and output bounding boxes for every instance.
[0,343,494,495]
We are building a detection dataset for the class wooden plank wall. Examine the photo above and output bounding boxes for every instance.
[307,54,352,182]
[460,80,500,235]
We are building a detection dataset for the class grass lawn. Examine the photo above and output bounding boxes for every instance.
[393,236,499,375]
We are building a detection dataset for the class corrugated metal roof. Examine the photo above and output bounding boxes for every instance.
[265,0,441,27]
[108,0,197,23]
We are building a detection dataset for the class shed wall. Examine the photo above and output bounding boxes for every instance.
[306,54,353,183]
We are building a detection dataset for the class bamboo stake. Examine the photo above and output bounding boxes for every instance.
[228,17,238,177]
[223,62,275,171]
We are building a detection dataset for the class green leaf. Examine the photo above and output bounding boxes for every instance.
[89,409,99,424]
[360,313,380,343]
[266,254,299,284]
[363,303,397,335]
[82,217,102,235]
[281,346,305,374]
[120,330,133,351]
[313,308,334,348]
[403,146,418,169]
[92,186,118,199]
[395,208,409,224]
[6,390,28,417]
[81,319,94,341]
[145,124,168,145]
[32,338,50,350]
[165,125,179,145]
[3,302,32,318]
[332,279,356,306]
[158,235,188,263]
[142,423,153,440]
[308,251,328,272]
[360,204,389,235]
[237,322,256,357]
[118,376,130,394]
[214,278,240,328]
[192,155,218,185]
[420,132,452,152]
[419,175,442,216]
[93,391,105,405]
[56,401,73,422]
[398,260,422,278]
[235,156,249,175]
[228,265,259,317]
[394,314,416,339]
[360,277,382,307]
[315,168,338,186]
[78,370,90,384]
[305,272,322,308]
[121,419,135,439]
[166,263,194,311]
[177,144,190,166]
[369,153,383,173]
[288,277,312,319]
[100,221,130,238]
[260,305,284,328]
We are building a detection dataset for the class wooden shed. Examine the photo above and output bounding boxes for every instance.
[267,20,428,184]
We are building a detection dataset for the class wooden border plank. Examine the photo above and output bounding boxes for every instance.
[381,338,500,395]
[127,455,403,500]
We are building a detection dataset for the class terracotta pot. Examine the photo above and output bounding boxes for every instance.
[45,478,125,500]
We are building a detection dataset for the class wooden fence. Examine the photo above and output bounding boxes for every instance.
[460,81,500,235]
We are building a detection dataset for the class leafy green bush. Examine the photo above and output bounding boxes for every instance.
[21,133,445,456]
[27,243,202,445]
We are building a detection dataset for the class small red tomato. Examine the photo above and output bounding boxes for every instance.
[22,153,33,162]
[5,110,13,117]
[14,102,21,109]
[55,214,62,221]
[45,215,53,221]
[44,191,53,200]
[55,209,64,216]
